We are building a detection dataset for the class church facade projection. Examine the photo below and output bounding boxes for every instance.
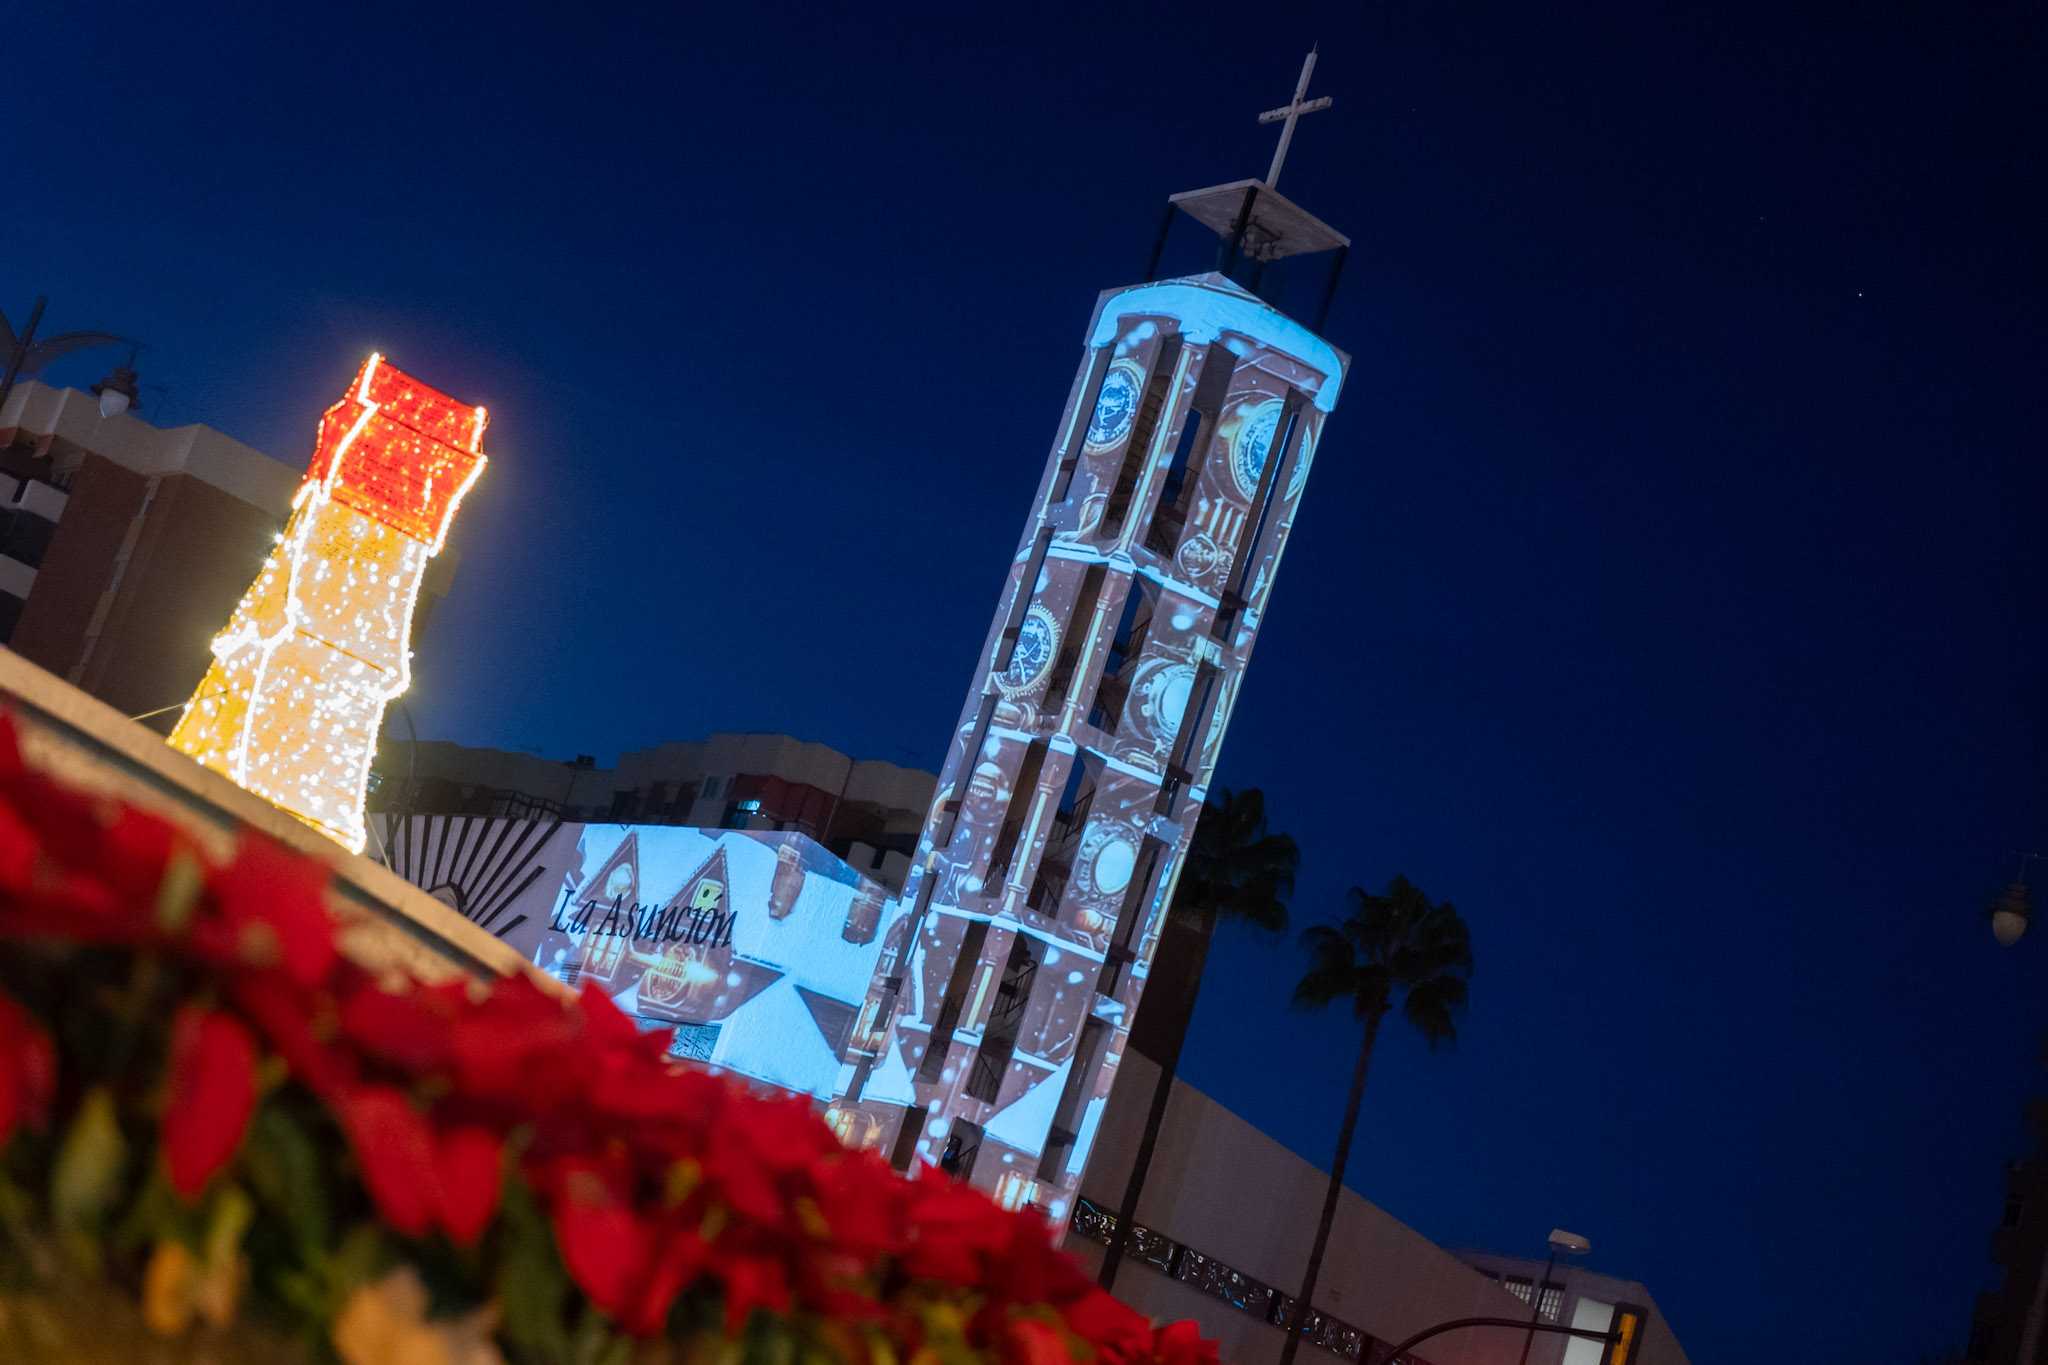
[825,273,1346,1224]
[374,814,903,1097]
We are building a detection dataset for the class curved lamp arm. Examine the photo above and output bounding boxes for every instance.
[1375,1315,1618,1364]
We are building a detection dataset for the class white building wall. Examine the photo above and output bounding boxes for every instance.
[1072,1054,1575,1365]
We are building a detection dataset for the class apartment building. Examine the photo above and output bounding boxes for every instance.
[0,377,456,730]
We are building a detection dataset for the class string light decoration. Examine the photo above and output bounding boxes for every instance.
[168,354,486,854]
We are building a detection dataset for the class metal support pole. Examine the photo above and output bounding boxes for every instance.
[1144,202,1177,282]
[1220,186,1260,278]
[1378,1316,1620,1365]
[1314,245,1348,333]
[1518,1248,1561,1365]
[0,297,48,422]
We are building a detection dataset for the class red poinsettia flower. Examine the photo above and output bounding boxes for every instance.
[621,1222,711,1336]
[1145,1318,1221,1365]
[340,1084,439,1237]
[809,1149,908,1259]
[0,791,37,896]
[0,766,105,875]
[433,1124,505,1246]
[899,1179,1018,1285]
[161,1005,259,1198]
[1061,1289,1157,1365]
[0,990,54,1148]
[549,1154,653,1317]
[95,804,186,904]
[1005,1318,1079,1365]
[449,973,583,1105]
[0,731,1235,1365]
[719,1252,793,1334]
[337,980,463,1075]
[228,972,356,1099]
[208,833,336,987]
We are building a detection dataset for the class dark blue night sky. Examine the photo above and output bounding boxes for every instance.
[10,3,2046,1359]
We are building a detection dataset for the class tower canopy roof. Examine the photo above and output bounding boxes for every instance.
[1167,179,1349,262]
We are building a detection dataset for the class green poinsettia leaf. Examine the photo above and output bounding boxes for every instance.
[50,1088,126,1269]
[497,1170,571,1361]
[244,1101,330,1254]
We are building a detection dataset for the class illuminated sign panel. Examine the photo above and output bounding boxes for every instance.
[170,356,485,853]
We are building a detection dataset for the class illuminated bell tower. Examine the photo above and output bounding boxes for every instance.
[830,59,1350,1228]
[169,355,486,854]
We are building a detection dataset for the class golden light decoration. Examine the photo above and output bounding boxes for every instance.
[168,354,486,854]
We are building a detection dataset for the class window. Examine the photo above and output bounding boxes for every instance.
[888,1103,926,1172]
[1504,1276,1533,1303]
[1028,752,1094,915]
[0,506,56,569]
[2006,1194,2027,1228]
[1100,337,1184,540]
[1043,564,1106,713]
[985,741,1047,891]
[1143,344,1237,556]
[1089,580,1154,734]
[1053,349,1115,505]
[940,694,1000,846]
[994,529,1056,674]
[937,1119,983,1181]
[1038,1016,1107,1179]
[1211,390,1306,641]
[1536,1282,1563,1321]
[965,934,1041,1103]
[1154,662,1220,817]
[917,920,989,1083]
[1098,836,1167,995]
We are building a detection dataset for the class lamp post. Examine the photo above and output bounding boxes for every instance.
[1380,1315,1619,1365]
[1989,854,2041,947]
[1988,855,2048,1364]
[1517,1228,1590,1365]
[91,343,148,418]
[0,297,130,418]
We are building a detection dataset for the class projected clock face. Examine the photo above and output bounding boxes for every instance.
[999,604,1060,697]
[1232,399,1284,497]
[1085,360,1144,450]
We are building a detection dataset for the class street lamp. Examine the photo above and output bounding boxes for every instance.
[1517,1228,1591,1365]
[0,297,129,417]
[92,343,147,418]
[1989,854,2042,947]
[1982,851,2048,1365]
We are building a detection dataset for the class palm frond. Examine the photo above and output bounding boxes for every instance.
[1292,876,1474,1047]
[1170,787,1299,939]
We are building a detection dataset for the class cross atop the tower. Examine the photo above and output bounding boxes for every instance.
[1146,48,1349,324]
[1257,49,1332,190]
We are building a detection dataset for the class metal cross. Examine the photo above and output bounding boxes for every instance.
[1258,49,1332,191]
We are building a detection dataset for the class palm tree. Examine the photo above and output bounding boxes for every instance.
[1096,787,1297,1289]
[1276,876,1473,1365]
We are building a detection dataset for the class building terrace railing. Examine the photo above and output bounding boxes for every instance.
[1069,1197,1430,1365]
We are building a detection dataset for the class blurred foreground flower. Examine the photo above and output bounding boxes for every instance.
[333,1267,504,1365]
